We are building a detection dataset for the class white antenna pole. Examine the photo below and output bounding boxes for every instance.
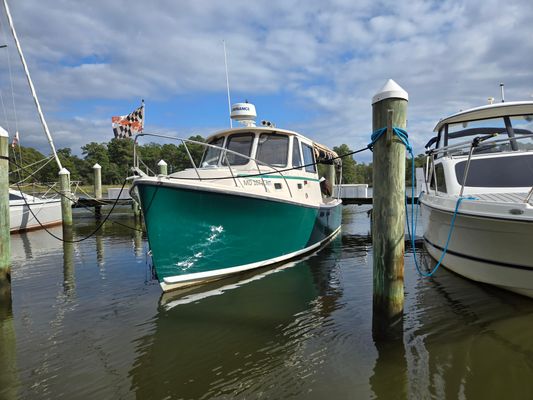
[500,82,505,103]
[223,40,232,128]
[2,0,62,170]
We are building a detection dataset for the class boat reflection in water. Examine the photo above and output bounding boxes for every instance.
[130,236,343,399]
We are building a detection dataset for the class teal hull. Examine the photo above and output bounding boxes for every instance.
[136,183,342,283]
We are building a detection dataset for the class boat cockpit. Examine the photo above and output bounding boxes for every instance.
[200,130,331,177]
[426,104,533,194]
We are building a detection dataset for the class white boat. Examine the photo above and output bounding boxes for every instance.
[9,189,61,233]
[420,100,533,297]
[2,0,64,234]
[131,102,343,292]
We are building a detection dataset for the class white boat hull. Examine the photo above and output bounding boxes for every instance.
[10,198,62,233]
[421,200,533,297]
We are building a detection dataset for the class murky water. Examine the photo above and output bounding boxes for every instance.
[2,205,533,399]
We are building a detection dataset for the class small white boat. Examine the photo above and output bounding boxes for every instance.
[3,0,65,234]
[9,189,62,233]
[131,102,343,292]
[420,100,533,297]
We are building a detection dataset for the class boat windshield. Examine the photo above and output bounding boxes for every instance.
[256,133,289,167]
[445,114,533,156]
[201,137,225,167]
[224,133,254,166]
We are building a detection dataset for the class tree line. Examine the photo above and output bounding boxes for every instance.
[8,137,425,186]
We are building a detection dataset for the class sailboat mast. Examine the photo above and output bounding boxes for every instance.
[2,0,63,170]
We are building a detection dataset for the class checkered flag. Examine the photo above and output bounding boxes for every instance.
[112,102,144,139]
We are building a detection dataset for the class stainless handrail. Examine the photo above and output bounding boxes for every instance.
[525,187,533,204]
[180,139,202,181]
[134,132,295,198]
[428,133,533,156]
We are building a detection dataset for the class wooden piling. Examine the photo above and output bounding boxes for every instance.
[371,79,408,338]
[93,163,102,198]
[158,159,168,175]
[93,163,102,217]
[59,168,73,229]
[0,127,10,294]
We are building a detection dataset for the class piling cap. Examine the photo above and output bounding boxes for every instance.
[372,79,408,105]
[0,126,7,137]
[93,163,101,169]
[157,160,167,166]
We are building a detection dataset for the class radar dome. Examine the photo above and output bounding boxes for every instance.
[230,102,257,127]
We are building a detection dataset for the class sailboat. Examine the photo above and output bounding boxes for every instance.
[2,0,63,233]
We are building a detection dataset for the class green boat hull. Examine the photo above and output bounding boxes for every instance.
[136,183,342,283]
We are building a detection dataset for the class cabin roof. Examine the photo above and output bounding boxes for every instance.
[434,101,533,132]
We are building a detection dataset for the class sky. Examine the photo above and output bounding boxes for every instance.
[0,0,532,164]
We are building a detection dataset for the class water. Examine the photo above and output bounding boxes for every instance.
[2,205,533,399]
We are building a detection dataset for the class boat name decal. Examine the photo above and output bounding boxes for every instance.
[242,178,272,186]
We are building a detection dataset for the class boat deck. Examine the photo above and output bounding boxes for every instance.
[471,192,532,205]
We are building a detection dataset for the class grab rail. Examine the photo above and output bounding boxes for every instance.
[133,132,294,198]
[428,133,533,156]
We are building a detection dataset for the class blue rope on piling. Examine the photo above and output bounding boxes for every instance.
[370,125,476,277]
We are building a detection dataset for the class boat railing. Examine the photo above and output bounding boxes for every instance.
[133,133,294,198]
[426,133,533,201]
[428,133,533,157]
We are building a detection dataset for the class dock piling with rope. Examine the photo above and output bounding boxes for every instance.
[370,79,408,339]
[0,127,11,296]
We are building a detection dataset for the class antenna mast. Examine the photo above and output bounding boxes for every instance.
[223,40,232,128]
[2,0,62,170]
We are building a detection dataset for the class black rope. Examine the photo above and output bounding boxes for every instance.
[15,178,130,243]
[164,145,371,182]
[9,158,143,242]
[8,157,144,233]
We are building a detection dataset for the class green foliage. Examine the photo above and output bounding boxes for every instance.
[405,154,426,186]
[333,144,357,184]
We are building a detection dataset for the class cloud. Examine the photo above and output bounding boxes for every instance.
[0,0,531,163]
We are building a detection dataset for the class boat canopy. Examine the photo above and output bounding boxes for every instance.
[434,101,533,132]
[313,142,340,165]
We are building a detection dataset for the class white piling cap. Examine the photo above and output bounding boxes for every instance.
[372,79,408,105]
[93,163,101,169]
[157,160,167,166]
[0,126,7,137]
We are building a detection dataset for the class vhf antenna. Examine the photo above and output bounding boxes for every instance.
[223,40,232,128]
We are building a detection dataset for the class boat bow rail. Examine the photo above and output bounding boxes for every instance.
[132,132,321,199]
[425,133,533,201]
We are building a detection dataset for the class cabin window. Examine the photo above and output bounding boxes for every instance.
[201,137,225,167]
[292,137,303,168]
[455,154,533,187]
[256,133,289,167]
[224,133,254,166]
[429,163,447,193]
[302,143,316,173]
[9,192,24,200]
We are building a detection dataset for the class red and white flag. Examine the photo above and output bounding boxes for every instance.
[112,102,144,139]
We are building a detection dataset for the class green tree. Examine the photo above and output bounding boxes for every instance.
[82,142,111,184]
[333,144,357,184]
[107,138,134,182]
[8,145,47,184]
[405,154,426,187]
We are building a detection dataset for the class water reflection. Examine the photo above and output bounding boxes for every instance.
[130,239,342,399]
[0,293,19,400]
[403,252,533,399]
[62,227,76,296]
[4,207,533,398]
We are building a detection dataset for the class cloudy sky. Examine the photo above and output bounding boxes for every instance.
[0,0,532,163]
